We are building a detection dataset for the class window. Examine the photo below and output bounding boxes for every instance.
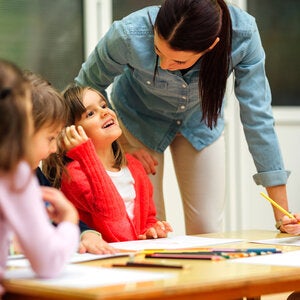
[0,0,84,91]
[247,1,300,106]
[112,0,162,20]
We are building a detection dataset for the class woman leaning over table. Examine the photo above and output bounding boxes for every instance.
[75,0,300,235]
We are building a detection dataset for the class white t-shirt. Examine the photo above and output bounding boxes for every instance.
[107,167,136,220]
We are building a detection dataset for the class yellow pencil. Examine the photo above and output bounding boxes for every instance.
[260,192,295,219]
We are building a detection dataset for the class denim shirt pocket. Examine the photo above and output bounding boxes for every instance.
[132,69,168,91]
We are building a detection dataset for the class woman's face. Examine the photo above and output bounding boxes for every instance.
[153,32,219,71]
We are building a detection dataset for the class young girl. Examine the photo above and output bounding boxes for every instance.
[24,71,115,254]
[0,60,79,295]
[46,85,173,242]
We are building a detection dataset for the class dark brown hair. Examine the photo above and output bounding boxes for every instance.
[154,0,232,128]
[23,71,68,133]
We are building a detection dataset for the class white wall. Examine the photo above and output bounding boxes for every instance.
[237,107,300,231]
[83,0,112,58]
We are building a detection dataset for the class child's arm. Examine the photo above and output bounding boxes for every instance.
[79,231,117,254]
[78,220,117,254]
[6,163,79,278]
[61,160,137,242]
[127,155,173,239]
[63,126,129,217]
[61,126,138,241]
[41,186,78,225]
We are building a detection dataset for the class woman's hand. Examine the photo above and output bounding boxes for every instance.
[280,214,300,235]
[138,221,173,239]
[131,148,158,175]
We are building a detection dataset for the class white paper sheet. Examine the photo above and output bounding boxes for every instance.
[109,235,244,251]
[230,250,300,267]
[251,236,300,247]
[70,252,130,263]
[5,264,174,288]
[7,252,131,268]
[7,254,25,260]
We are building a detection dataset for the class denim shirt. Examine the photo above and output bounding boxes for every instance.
[75,5,290,187]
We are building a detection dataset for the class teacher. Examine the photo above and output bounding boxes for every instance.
[75,0,293,234]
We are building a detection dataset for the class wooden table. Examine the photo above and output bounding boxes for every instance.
[3,230,300,300]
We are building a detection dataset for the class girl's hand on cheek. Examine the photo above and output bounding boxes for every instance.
[63,125,88,150]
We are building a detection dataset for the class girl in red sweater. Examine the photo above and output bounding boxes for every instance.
[46,85,172,242]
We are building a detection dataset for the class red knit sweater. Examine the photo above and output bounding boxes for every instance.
[61,139,157,242]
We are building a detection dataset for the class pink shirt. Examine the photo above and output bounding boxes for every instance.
[0,162,79,295]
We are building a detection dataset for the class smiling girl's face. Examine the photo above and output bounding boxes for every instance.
[76,89,122,148]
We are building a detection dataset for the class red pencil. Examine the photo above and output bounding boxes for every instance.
[145,253,224,260]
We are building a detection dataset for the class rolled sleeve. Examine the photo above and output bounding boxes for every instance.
[253,170,291,187]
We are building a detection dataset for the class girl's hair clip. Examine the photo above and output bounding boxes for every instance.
[0,88,11,100]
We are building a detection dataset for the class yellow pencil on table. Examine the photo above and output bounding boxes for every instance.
[260,192,295,219]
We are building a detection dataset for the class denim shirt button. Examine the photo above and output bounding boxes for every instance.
[176,120,182,125]
[146,80,151,85]
[180,105,186,110]
[182,84,187,88]
[182,96,187,100]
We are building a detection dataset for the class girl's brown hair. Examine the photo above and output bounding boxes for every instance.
[43,84,126,188]
[23,71,68,133]
[0,59,32,174]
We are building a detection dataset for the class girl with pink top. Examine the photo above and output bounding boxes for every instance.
[0,59,79,296]
[44,85,172,242]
